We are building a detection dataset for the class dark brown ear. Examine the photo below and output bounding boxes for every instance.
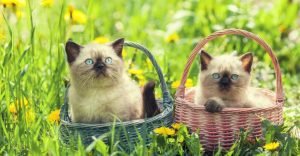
[111,38,124,58]
[65,40,82,63]
[240,52,253,73]
[200,50,213,71]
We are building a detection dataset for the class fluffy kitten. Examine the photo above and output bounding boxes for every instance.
[195,50,273,113]
[65,38,159,123]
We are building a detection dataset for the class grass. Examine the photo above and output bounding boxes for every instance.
[0,0,300,155]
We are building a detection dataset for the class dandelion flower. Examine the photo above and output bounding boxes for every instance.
[64,5,87,25]
[48,109,60,124]
[1,0,25,8]
[171,78,193,89]
[93,36,109,44]
[154,126,175,136]
[9,105,17,114]
[8,98,29,114]
[128,69,146,86]
[171,81,180,89]
[41,0,54,7]
[185,79,193,88]
[171,123,182,130]
[128,69,143,75]
[137,75,146,86]
[165,33,179,43]
[263,141,280,151]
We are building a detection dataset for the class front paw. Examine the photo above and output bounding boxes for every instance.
[204,99,224,113]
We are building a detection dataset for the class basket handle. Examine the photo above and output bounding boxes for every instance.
[124,41,173,105]
[175,28,284,104]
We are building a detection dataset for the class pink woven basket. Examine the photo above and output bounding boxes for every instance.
[174,29,284,151]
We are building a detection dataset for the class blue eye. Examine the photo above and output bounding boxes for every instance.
[85,59,94,65]
[231,74,239,80]
[212,73,221,79]
[105,57,112,64]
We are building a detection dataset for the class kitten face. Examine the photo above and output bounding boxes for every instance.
[65,38,125,87]
[199,51,253,98]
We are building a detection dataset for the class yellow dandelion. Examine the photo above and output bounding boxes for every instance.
[171,81,180,89]
[171,78,193,89]
[8,98,29,114]
[171,123,182,130]
[154,126,175,136]
[135,73,146,86]
[185,79,193,88]
[41,0,54,7]
[1,0,25,8]
[64,5,87,25]
[165,33,179,43]
[9,105,17,114]
[93,36,109,44]
[263,142,280,151]
[128,69,143,75]
[48,109,60,124]
[128,69,146,86]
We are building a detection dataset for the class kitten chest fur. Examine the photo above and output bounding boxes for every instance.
[69,75,143,123]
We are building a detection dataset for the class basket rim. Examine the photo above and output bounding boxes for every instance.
[175,88,283,113]
[60,100,173,128]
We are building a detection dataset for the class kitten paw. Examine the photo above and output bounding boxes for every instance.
[204,99,224,113]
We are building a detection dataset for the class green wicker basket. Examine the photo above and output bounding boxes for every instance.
[59,41,173,151]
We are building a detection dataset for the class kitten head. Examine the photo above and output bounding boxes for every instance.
[199,50,253,97]
[65,38,125,87]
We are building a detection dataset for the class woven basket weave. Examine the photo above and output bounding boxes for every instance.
[59,41,173,151]
[174,29,284,151]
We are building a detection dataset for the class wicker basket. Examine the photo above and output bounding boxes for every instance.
[174,29,284,151]
[59,41,173,151]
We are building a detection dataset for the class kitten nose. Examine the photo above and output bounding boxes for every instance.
[95,63,105,69]
[220,77,230,84]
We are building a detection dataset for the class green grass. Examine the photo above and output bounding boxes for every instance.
[0,0,300,155]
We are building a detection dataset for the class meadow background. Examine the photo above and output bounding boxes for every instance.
[0,0,300,155]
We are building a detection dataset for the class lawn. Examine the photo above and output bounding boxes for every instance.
[0,0,299,155]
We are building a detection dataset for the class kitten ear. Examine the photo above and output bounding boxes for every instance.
[240,52,253,73]
[65,40,82,63]
[111,38,124,58]
[200,50,213,71]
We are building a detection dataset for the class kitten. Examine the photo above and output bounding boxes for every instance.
[194,50,273,113]
[65,38,159,123]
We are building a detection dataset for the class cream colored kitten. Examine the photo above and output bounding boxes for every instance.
[65,38,158,123]
[195,50,273,113]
